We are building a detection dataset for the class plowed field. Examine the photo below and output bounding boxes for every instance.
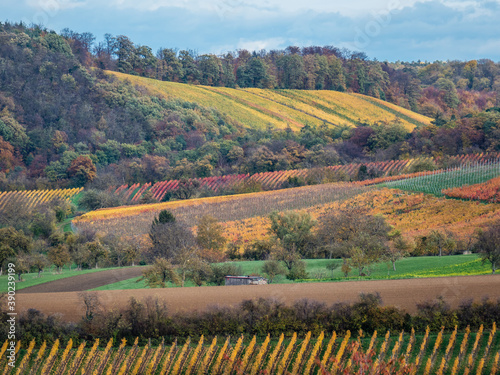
[16,274,500,322]
[16,267,146,293]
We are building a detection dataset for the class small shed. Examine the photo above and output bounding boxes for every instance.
[224,276,268,286]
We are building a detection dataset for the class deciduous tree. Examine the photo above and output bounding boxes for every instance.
[138,258,180,288]
[474,222,500,274]
[67,155,96,186]
[261,260,286,283]
[196,215,227,257]
[48,244,71,273]
[269,211,316,257]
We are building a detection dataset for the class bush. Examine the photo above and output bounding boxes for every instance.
[78,190,123,210]
[208,263,243,285]
[286,259,309,280]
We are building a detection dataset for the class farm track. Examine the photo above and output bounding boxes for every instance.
[16,266,146,293]
[16,274,500,323]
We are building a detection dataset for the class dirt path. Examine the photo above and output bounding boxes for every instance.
[16,274,500,322]
[17,267,146,293]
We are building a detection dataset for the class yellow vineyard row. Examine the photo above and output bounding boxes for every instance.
[107,71,432,131]
[3,324,498,374]
[0,188,83,210]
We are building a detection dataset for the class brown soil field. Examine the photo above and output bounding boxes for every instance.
[17,267,146,293]
[16,274,500,323]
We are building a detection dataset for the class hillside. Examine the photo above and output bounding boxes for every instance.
[109,71,431,131]
[1,24,498,194]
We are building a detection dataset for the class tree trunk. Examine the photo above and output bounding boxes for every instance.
[392,261,396,271]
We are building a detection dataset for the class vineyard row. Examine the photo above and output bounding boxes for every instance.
[108,152,500,203]
[0,188,83,211]
[3,324,499,374]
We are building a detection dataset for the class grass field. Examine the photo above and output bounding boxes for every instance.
[92,254,489,291]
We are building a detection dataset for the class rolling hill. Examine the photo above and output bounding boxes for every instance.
[108,71,432,131]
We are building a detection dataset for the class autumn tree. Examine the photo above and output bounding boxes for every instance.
[196,215,227,261]
[172,179,200,199]
[31,252,50,277]
[186,259,212,286]
[0,227,32,274]
[286,259,309,280]
[48,244,71,273]
[271,244,302,271]
[15,253,31,281]
[268,210,316,257]
[316,207,391,260]
[474,221,500,274]
[67,155,97,186]
[85,239,109,268]
[0,136,19,171]
[347,247,373,276]
[416,230,456,256]
[317,207,391,275]
[385,230,413,271]
[173,246,206,287]
[138,258,180,288]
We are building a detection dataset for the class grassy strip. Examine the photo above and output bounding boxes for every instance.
[92,254,488,291]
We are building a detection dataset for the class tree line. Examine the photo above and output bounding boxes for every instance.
[64,28,500,119]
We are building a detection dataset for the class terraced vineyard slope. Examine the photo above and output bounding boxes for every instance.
[108,71,432,131]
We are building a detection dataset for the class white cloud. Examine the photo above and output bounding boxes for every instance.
[26,0,88,11]
[236,37,286,51]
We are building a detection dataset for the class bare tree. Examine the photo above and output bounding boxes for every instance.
[148,221,196,262]
[79,292,102,321]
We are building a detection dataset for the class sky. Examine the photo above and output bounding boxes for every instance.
[2,0,500,62]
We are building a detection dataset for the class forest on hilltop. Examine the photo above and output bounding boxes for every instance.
[0,22,500,192]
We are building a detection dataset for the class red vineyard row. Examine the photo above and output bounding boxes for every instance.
[443,176,500,203]
[108,152,500,202]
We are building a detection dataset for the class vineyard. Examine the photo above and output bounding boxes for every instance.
[74,183,366,239]
[0,188,83,211]
[443,176,500,202]
[222,188,500,245]
[106,153,500,203]
[383,158,500,196]
[75,179,500,246]
[108,70,432,131]
[4,325,499,374]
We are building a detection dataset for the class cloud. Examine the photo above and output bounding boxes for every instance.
[3,0,500,61]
